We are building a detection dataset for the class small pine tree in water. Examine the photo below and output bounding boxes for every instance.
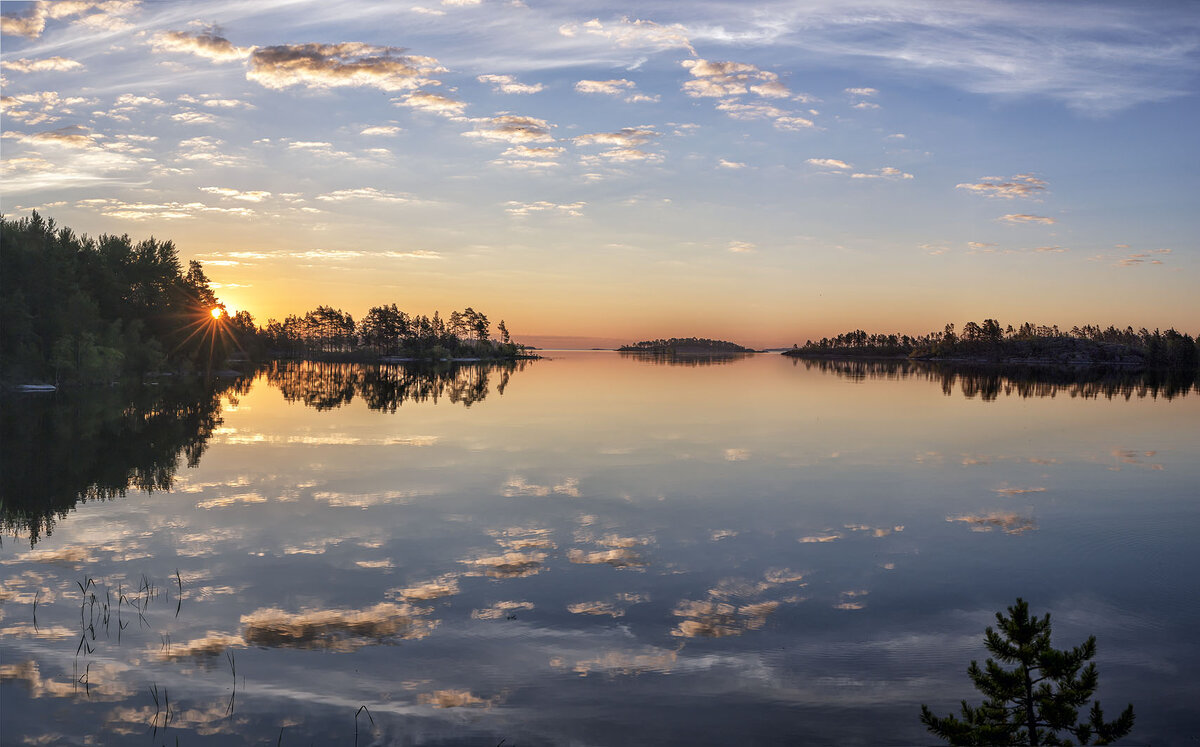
[921,598,1134,745]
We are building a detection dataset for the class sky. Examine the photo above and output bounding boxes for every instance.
[2,0,1198,348]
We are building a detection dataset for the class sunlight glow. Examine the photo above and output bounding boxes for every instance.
[211,308,223,319]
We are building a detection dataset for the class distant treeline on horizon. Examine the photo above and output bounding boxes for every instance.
[618,337,756,354]
[788,320,1198,368]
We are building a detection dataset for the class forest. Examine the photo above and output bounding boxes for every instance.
[0,214,530,386]
[787,320,1199,369]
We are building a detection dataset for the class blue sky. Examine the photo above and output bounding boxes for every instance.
[2,0,1198,346]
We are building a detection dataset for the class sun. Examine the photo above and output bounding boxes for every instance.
[210,307,223,319]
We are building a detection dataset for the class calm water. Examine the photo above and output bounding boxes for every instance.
[2,352,1198,745]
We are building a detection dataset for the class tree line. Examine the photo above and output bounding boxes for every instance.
[1,214,529,385]
[253,303,524,361]
[788,319,1199,368]
[1,212,234,384]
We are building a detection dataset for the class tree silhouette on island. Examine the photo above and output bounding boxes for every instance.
[921,598,1134,745]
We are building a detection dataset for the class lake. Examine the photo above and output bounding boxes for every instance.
[2,352,1198,745]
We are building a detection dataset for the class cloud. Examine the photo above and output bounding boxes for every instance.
[247,43,445,92]
[574,78,658,103]
[74,198,254,220]
[382,249,442,260]
[200,187,271,202]
[1117,248,1171,267]
[956,173,1047,198]
[491,144,564,169]
[170,110,215,125]
[360,125,403,135]
[718,159,746,169]
[394,90,467,118]
[714,100,814,130]
[560,17,696,55]
[1,0,138,39]
[851,166,914,180]
[681,59,789,99]
[463,114,554,144]
[575,79,634,96]
[573,127,657,147]
[845,87,878,96]
[2,91,94,125]
[151,30,253,61]
[807,158,852,169]
[504,201,585,218]
[2,57,84,73]
[773,4,1200,114]
[999,213,1055,225]
[852,101,881,110]
[316,187,414,203]
[9,124,99,148]
[727,242,755,254]
[478,73,543,94]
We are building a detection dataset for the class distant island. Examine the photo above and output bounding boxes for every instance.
[785,321,1198,369]
[618,337,757,354]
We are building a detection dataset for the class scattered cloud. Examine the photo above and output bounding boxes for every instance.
[247,43,445,92]
[491,144,564,169]
[575,78,658,103]
[573,127,657,148]
[845,87,878,96]
[717,159,745,169]
[395,90,467,118]
[807,158,852,170]
[74,198,254,220]
[200,187,272,202]
[316,187,414,203]
[1116,248,1171,267]
[478,73,543,94]
[170,110,216,125]
[559,17,696,55]
[851,166,913,180]
[956,174,1047,199]
[715,100,813,130]
[151,30,253,61]
[360,125,403,136]
[727,242,755,255]
[575,78,633,96]
[999,213,1055,225]
[2,57,84,73]
[681,59,789,100]
[463,114,554,143]
[1,0,138,39]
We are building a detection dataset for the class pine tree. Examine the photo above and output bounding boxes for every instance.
[921,598,1134,745]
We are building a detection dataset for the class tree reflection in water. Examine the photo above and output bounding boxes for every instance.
[795,358,1199,401]
[1,376,251,545]
[263,359,532,412]
[618,352,756,367]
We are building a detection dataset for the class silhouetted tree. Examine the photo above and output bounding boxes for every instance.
[921,598,1134,745]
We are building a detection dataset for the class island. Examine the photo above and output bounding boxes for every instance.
[784,321,1198,369]
[618,337,757,354]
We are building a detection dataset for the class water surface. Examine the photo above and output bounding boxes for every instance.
[2,353,1197,744]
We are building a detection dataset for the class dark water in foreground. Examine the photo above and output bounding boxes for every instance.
[2,353,1198,744]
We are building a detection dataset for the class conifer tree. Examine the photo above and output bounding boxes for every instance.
[921,598,1134,745]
